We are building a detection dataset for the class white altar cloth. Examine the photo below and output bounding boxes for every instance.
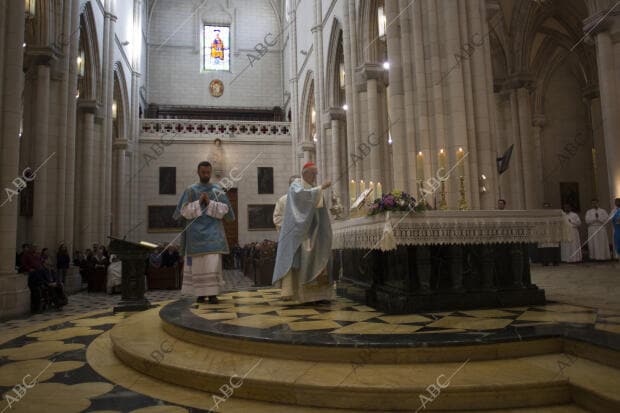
[332,210,571,250]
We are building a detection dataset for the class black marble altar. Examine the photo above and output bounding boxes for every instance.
[334,243,546,314]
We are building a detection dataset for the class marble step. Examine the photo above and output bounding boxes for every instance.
[109,309,620,411]
[89,330,591,413]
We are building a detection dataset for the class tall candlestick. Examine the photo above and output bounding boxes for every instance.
[369,181,375,198]
[416,151,424,181]
[457,147,465,176]
[360,180,366,194]
[377,182,382,198]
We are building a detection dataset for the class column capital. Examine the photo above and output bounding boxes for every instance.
[113,138,129,150]
[532,114,546,128]
[299,141,316,153]
[582,6,620,38]
[24,47,59,67]
[581,84,600,100]
[325,107,346,122]
[105,12,118,22]
[501,73,535,92]
[77,99,99,114]
[355,63,388,91]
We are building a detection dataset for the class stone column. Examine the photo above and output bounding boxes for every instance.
[112,139,128,237]
[0,0,27,320]
[342,0,356,189]
[532,114,546,206]
[507,88,526,209]
[32,63,51,247]
[516,85,538,209]
[312,0,325,180]
[384,0,409,192]
[327,107,346,201]
[347,0,362,181]
[587,9,620,199]
[289,7,300,173]
[64,0,80,251]
[357,63,385,185]
[77,102,97,249]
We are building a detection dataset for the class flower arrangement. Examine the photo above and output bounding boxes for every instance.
[367,190,426,215]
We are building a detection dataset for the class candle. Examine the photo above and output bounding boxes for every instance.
[349,179,357,203]
[369,181,375,196]
[377,182,382,198]
[439,148,447,170]
[416,151,424,180]
[457,147,465,177]
[360,180,366,194]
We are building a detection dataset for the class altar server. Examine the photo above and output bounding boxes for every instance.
[272,162,334,303]
[585,199,611,261]
[561,204,582,263]
[173,161,235,304]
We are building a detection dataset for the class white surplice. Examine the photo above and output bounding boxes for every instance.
[180,199,229,296]
[585,207,611,260]
[561,211,582,262]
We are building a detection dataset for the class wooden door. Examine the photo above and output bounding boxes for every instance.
[224,188,239,248]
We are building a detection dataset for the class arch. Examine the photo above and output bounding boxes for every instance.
[77,1,101,102]
[113,62,130,139]
[358,0,385,64]
[299,70,316,144]
[324,18,346,109]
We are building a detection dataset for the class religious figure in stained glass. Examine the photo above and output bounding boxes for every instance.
[203,25,230,71]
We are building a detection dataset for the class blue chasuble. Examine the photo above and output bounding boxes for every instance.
[172,182,235,256]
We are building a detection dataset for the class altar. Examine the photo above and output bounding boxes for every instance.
[332,210,569,314]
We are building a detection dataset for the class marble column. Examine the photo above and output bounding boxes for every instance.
[507,87,526,209]
[0,0,27,320]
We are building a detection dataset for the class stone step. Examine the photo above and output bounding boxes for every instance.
[89,329,591,413]
[108,308,620,411]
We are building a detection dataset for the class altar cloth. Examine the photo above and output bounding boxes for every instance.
[332,210,571,250]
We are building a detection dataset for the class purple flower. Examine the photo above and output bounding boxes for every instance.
[384,195,395,207]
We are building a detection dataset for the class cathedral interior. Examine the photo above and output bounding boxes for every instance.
[0,0,619,412]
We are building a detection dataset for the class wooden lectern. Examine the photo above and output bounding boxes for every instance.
[108,237,156,313]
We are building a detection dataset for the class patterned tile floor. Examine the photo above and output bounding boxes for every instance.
[0,269,255,334]
[158,290,620,348]
[0,264,618,412]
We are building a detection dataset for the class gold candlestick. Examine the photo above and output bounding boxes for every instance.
[439,181,448,210]
[458,175,468,210]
